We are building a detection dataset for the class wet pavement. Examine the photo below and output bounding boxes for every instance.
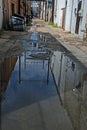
[0,20,87,130]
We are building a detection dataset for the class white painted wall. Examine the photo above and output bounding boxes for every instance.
[64,0,72,31]
[79,0,87,38]
[70,0,77,34]
[0,0,3,29]
[54,0,65,27]
[54,0,87,38]
[70,0,87,38]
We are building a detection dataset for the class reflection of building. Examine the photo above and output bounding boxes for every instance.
[51,51,87,130]
[0,57,17,95]
[0,56,17,129]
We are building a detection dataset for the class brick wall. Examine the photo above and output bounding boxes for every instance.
[3,0,9,29]
[20,0,24,15]
[3,0,30,29]
[0,57,17,94]
[10,0,18,16]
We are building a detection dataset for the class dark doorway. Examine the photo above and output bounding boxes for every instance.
[75,1,82,34]
[62,9,66,29]
[12,3,14,15]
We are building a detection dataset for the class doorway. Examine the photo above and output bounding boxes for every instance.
[12,3,14,15]
[75,1,82,34]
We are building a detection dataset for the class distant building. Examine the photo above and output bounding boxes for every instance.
[31,1,39,17]
[40,0,52,22]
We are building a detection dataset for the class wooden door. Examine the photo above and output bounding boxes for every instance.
[75,1,82,34]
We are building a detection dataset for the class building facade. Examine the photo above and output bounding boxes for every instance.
[54,0,87,39]
[2,0,29,29]
[70,0,87,38]
[51,51,87,130]
[54,0,66,28]
[3,0,18,29]
[40,0,52,22]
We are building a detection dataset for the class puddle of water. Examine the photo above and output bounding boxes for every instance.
[0,29,87,130]
[51,51,87,130]
[0,52,56,114]
[0,57,18,96]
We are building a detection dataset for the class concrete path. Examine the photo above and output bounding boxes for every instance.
[0,19,87,68]
[1,18,87,130]
[34,18,87,68]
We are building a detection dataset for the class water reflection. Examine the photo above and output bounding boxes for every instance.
[51,51,87,130]
[0,31,55,117]
[0,56,17,129]
[0,57,17,97]
[0,29,87,130]
[18,52,50,84]
[20,31,51,84]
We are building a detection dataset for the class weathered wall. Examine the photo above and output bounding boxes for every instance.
[10,0,18,16]
[54,0,65,27]
[53,0,87,38]
[51,51,87,130]
[66,0,87,38]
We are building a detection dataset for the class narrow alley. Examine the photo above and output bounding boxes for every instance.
[0,18,87,130]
